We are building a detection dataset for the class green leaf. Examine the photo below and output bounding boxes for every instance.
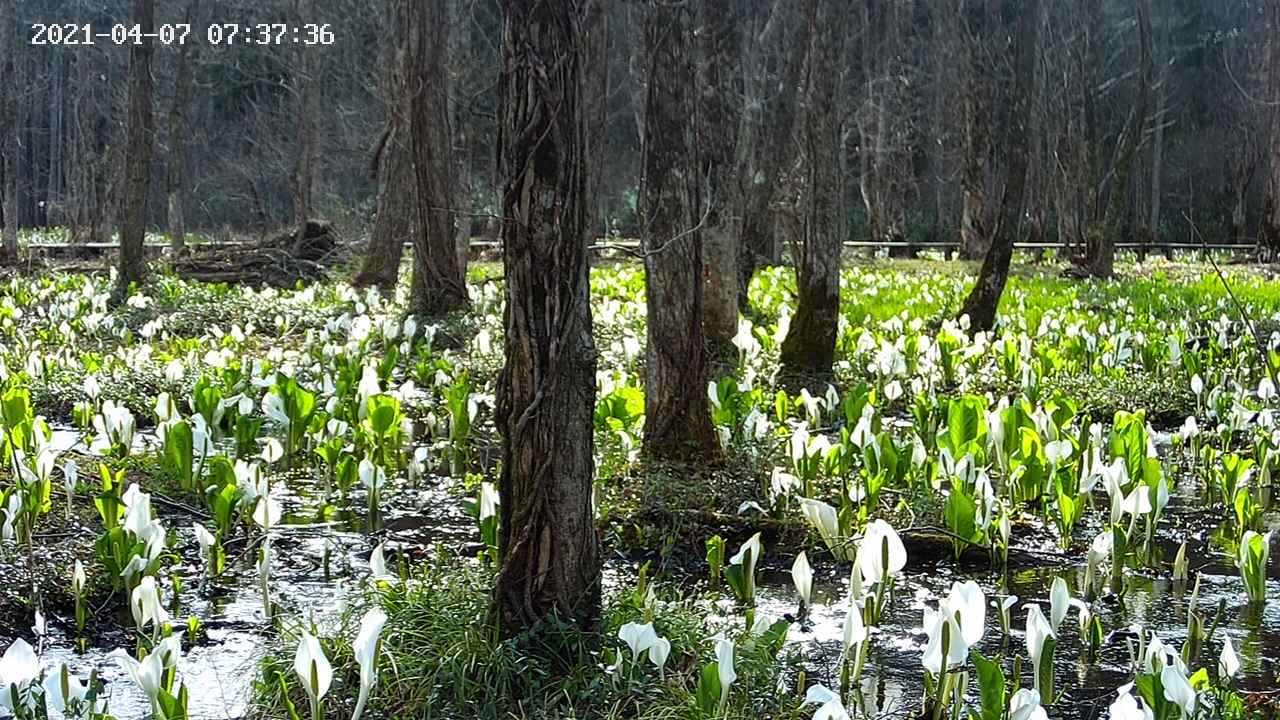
[696,661,722,714]
[971,650,1006,720]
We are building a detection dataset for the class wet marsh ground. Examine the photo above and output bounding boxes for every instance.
[0,255,1278,719]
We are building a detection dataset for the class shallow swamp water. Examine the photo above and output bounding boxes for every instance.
[2,427,1277,720]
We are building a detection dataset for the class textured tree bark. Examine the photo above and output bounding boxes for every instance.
[291,0,317,250]
[355,127,414,291]
[959,0,995,261]
[1,17,17,263]
[737,0,812,307]
[408,0,468,317]
[699,0,742,369]
[492,0,603,636]
[780,0,841,379]
[48,54,65,229]
[640,1,720,462]
[354,0,412,292]
[1088,0,1150,278]
[167,0,199,254]
[115,0,156,298]
[448,0,476,282]
[1263,0,1280,258]
[957,0,1039,332]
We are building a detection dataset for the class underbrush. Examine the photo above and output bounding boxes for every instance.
[252,556,808,720]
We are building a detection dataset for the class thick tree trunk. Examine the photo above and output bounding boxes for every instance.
[355,0,413,291]
[116,0,156,297]
[355,127,413,291]
[1263,0,1280,258]
[167,0,198,254]
[640,1,720,462]
[408,0,468,316]
[957,0,1039,332]
[780,0,841,378]
[699,0,741,368]
[737,1,812,307]
[492,0,603,635]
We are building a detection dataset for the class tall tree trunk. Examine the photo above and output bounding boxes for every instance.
[780,0,841,378]
[48,53,65,229]
[957,0,1039,332]
[116,0,156,298]
[737,1,812,307]
[640,0,720,462]
[492,0,603,635]
[1088,0,1151,277]
[959,0,994,260]
[292,0,317,248]
[408,0,468,316]
[167,0,199,254]
[1,14,17,263]
[699,0,742,368]
[449,0,475,281]
[1148,6,1170,254]
[1263,0,1280,258]
[355,0,413,291]
[356,127,414,291]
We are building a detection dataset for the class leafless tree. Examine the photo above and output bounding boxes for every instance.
[640,0,719,462]
[407,0,469,316]
[116,0,156,297]
[780,0,842,377]
[492,0,604,634]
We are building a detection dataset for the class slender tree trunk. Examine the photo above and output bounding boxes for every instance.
[957,0,1039,332]
[292,0,317,248]
[492,0,603,635]
[640,0,720,462]
[116,0,156,297]
[48,54,65,229]
[1149,8,1169,253]
[1,15,17,263]
[1263,0,1280,257]
[167,0,199,254]
[737,1,812,307]
[959,1,993,261]
[699,0,741,368]
[584,0,609,235]
[355,0,413,291]
[449,0,475,281]
[1088,0,1151,277]
[780,0,841,378]
[408,0,468,316]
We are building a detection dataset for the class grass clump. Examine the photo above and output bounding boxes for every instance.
[253,554,808,720]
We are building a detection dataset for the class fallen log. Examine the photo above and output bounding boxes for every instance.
[168,221,347,287]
